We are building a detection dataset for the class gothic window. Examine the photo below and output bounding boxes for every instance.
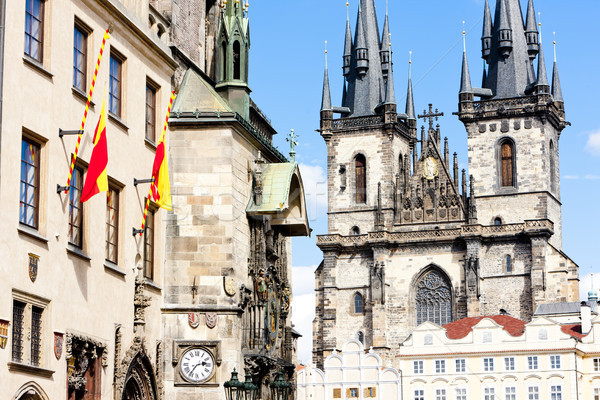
[355,154,366,204]
[353,293,364,314]
[549,140,556,193]
[233,41,241,80]
[219,41,226,81]
[351,226,360,235]
[494,217,502,226]
[357,331,364,344]
[504,255,512,274]
[415,269,452,326]
[500,140,515,187]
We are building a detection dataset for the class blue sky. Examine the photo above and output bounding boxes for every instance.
[245,0,600,364]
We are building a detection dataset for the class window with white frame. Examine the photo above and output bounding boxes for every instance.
[594,387,600,400]
[435,388,446,400]
[505,386,516,400]
[484,387,495,400]
[414,389,424,400]
[595,358,600,372]
[528,356,538,370]
[504,357,515,371]
[550,355,561,369]
[413,360,423,374]
[550,385,562,400]
[455,358,466,373]
[455,388,467,400]
[528,386,539,400]
[483,357,494,372]
[435,359,446,373]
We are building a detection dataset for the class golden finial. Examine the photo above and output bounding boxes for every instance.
[462,21,466,52]
[409,50,412,64]
[553,32,557,62]
[325,41,328,68]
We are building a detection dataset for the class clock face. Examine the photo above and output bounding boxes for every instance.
[179,348,215,383]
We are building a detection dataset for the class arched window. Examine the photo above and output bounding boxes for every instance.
[549,140,556,193]
[505,255,512,274]
[355,154,366,204]
[416,269,452,326]
[353,293,364,314]
[351,226,360,235]
[494,217,502,226]
[233,41,241,80]
[357,331,364,344]
[500,140,515,187]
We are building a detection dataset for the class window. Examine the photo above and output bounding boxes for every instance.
[414,390,424,400]
[73,25,87,91]
[348,388,359,398]
[351,226,360,235]
[353,293,363,314]
[413,360,423,374]
[483,331,492,343]
[549,140,556,193]
[494,217,502,226]
[435,389,446,400]
[505,255,512,273]
[355,154,366,204]
[594,358,600,372]
[484,387,495,400]
[233,40,241,80]
[435,359,446,373]
[504,357,515,371]
[357,331,364,344]
[500,140,515,187]
[550,385,562,400]
[11,295,47,368]
[539,328,548,340]
[483,357,494,372]
[455,359,466,373]
[528,386,539,400]
[68,166,84,248]
[594,388,600,400]
[416,269,452,326]
[527,356,538,370]
[109,52,123,117]
[333,389,342,399]
[143,208,155,280]
[505,387,516,400]
[550,355,561,369]
[365,388,376,398]
[20,138,40,228]
[455,388,467,400]
[424,334,433,345]
[25,0,44,62]
[105,187,119,263]
[145,81,157,142]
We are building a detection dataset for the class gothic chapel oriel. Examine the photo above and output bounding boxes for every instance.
[313,0,578,366]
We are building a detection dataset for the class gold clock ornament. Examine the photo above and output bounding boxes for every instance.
[422,157,439,180]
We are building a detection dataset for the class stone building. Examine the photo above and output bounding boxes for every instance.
[313,0,579,366]
[0,0,177,399]
[160,1,310,400]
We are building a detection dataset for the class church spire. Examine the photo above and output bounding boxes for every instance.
[534,20,550,95]
[321,42,332,112]
[552,34,564,104]
[343,2,352,77]
[460,25,474,102]
[405,52,416,121]
[354,6,369,76]
[525,0,539,59]
[497,0,513,59]
[380,4,391,79]
[384,44,395,106]
[481,0,493,61]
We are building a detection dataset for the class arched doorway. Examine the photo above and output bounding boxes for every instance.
[121,353,158,400]
[12,382,49,400]
[415,267,453,326]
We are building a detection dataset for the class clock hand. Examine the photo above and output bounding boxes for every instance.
[189,362,201,375]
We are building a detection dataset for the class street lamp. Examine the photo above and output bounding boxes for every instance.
[243,373,259,400]
[269,370,291,400]
[224,369,245,400]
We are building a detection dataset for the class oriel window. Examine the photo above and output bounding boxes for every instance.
[143,209,155,280]
[68,166,84,248]
[501,141,514,187]
[20,139,40,228]
[106,187,119,263]
[355,154,366,204]
[109,53,123,117]
[73,25,87,91]
[145,82,156,142]
[25,0,44,62]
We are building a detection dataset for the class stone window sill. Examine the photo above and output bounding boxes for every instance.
[23,56,53,79]
[17,225,49,244]
[67,244,91,262]
[108,112,129,132]
[8,361,54,377]
[144,137,157,150]
[104,260,126,277]
[144,278,162,292]
[72,87,95,109]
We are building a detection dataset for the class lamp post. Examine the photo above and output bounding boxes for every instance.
[269,370,291,400]
[243,373,259,400]
[225,369,259,400]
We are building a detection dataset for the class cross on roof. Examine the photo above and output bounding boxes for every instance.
[418,104,444,131]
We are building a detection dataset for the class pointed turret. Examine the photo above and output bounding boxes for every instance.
[321,47,332,112]
[481,0,493,61]
[460,30,474,102]
[552,38,563,104]
[380,12,391,79]
[343,4,353,77]
[354,7,369,76]
[525,0,539,59]
[384,55,395,106]
[534,36,550,95]
[497,0,513,59]
[482,61,488,88]
[405,53,416,121]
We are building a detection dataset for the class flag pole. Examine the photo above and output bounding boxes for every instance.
[64,28,111,193]
[138,90,176,236]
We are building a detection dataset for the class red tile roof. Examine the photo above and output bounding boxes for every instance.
[443,315,526,340]
[561,324,586,339]
[297,365,305,372]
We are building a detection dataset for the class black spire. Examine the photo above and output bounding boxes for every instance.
[380,11,391,79]
[534,34,550,95]
[552,39,564,103]
[405,53,416,121]
[481,0,493,61]
[460,30,474,102]
[321,46,332,112]
[343,4,352,77]
[525,0,539,59]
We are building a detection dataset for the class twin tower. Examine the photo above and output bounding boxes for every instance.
[314,0,577,365]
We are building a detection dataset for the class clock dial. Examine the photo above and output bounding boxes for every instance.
[179,348,215,383]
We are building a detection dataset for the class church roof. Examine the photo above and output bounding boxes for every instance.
[443,315,526,340]
[172,69,232,114]
[534,301,582,316]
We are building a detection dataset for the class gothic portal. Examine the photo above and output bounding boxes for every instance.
[313,0,579,366]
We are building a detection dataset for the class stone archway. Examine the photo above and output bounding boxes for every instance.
[12,382,49,400]
[115,337,160,400]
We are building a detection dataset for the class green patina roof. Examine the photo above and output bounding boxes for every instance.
[172,69,232,114]
[246,162,298,213]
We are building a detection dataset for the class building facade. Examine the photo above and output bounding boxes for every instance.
[0,0,177,399]
[313,0,579,367]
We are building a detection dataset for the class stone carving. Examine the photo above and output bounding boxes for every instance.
[54,332,64,360]
[134,276,151,329]
[65,332,108,393]
[332,115,384,129]
[114,336,159,400]
[28,253,39,283]
[188,312,200,329]
[205,312,218,329]
[224,277,237,296]
[280,287,291,318]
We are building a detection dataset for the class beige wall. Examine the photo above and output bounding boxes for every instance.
[0,0,175,398]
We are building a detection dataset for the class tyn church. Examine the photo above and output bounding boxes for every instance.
[313,0,579,366]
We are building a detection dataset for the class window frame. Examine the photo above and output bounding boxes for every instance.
[455,388,467,400]
[527,355,538,370]
[105,185,119,264]
[498,138,516,188]
[353,292,364,314]
[354,154,367,204]
[435,388,446,400]
[11,291,49,369]
[413,389,424,400]
[143,205,156,281]
[504,356,515,371]
[73,20,90,92]
[550,355,561,369]
[550,385,562,400]
[504,255,512,274]
[483,357,494,372]
[505,386,516,400]
[483,387,495,400]
[19,137,41,229]
[68,165,84,248]
[24,0,45,62]
[413,360,424,374]
[435,359,446,374]
[594,358,600,372]
[145,79,158,143]
[528,386,539,400]
[109,48,125,118]
[455,358,466,373]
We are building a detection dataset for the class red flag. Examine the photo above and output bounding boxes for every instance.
[81,97,108,202]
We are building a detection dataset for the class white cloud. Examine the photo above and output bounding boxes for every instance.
[563,175,579,180]
[586,131,600,156]
[299,163,328,221]
[292,265,317,364]
[584,174,600,180]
